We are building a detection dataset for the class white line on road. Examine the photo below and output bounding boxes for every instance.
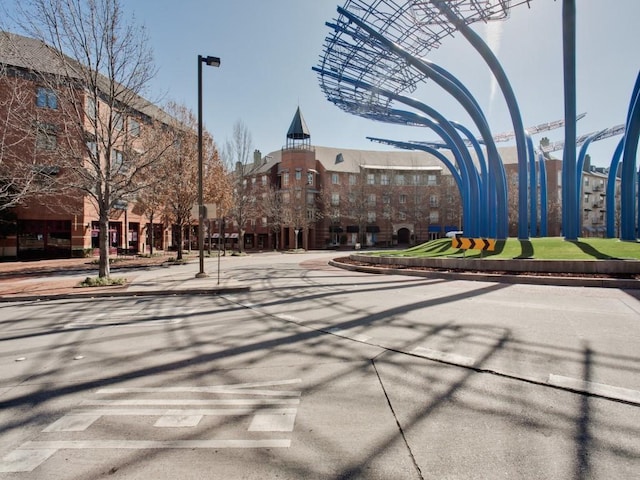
[62,408,298,417]
[411,346,477,368]
[20,439,291,450]
[81,398,300,406]
[0,449,57,473]
[328,327,372,343]
[547,374,640,405]
[249,413,297,432]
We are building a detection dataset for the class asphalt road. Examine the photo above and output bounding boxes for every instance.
[0,252,639,479]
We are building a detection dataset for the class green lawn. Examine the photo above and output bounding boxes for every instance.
[372,237,640,260]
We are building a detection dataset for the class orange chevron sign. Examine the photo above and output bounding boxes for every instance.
[452,237,496,251]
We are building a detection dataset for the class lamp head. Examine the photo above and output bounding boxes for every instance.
[203,56,221,67]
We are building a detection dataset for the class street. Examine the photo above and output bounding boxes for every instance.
[0,252,639,479]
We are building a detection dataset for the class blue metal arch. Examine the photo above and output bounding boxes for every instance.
[525,134,537,236]
[575,130,606,235]
[606,138,624,238]
[620,71,640,241]
[336,6,506,239]
[313,67,481,236]
[434,0,529,240]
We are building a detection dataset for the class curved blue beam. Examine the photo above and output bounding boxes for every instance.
[538,152,548,237]
[434,1,528,240]
[620,71,640,241]
[452,122,490,237]
[525,134,538,236]
[575,130,606,234]
[606,138,625,238]
[367,136,464,192]
[313,67,481,236]
[336,6,506,239]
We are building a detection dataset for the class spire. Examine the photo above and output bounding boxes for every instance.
[286,107,311,149]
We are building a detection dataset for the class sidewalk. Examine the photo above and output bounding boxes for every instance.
[0,255,249,301]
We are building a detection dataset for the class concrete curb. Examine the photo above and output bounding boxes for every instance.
[0,285,251,303]
[329,259,640,289]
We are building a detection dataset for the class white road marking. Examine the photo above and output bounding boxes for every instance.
[65,408,297,416]
[547,374,640,404]
[412,346,477,367]
[43,414,100,432]
[249,413,297,432]
[81,398,300,406]
[19,439,291,450]
[154,415,203,428]
[0,449,57,473]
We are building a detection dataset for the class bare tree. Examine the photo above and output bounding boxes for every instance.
[11,0,167,277]
[222,120,257,253]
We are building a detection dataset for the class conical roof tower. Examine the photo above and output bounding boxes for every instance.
[286,106,311,149]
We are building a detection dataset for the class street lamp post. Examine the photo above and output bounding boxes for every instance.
[196,54,220,278]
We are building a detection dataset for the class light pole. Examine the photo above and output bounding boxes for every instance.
[196,54,220,278]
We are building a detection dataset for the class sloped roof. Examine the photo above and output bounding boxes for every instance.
[286,107,311,140]
[0,31,174,125]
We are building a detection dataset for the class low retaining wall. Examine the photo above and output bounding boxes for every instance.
[349,254,640,275]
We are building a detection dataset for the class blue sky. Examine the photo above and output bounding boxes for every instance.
[6,1,640,167]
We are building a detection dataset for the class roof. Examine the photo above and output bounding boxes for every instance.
[286,107,311,140]
[0,31,174,125]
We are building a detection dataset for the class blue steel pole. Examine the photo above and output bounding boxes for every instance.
[575,131,605,235]
[526,134,537,236]
[538,152,548,237]
[434,1,529,240]
[620,71,640,241]
[606,138,624,238]
[562,0,578,240]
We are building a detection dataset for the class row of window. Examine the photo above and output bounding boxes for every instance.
[331,172,439,186]
[36,87,142,137]
[330,193,440,207]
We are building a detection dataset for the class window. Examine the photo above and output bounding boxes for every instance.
[367,211,376,223]
[307,172,314,186]
[368,194,376,206]
[294,188,302,200]
[112,149,124,171]
[584,177,589,186]
[331,193,340,206]
[367,173,375,185]
[429,211,439,223]
[382,194,390,204]
[129,118,140,137]
[332,173,340,185]
[282,172,289,186]
[262,217,268,227]
[349,174,357,186]
[36,87,57,109]
[295,169,302,181]
[395,174,405,186]
[427,174,437,186]
[262,175,268,186]
[399,211,406,220]
[282,192,290,203]
[113,112,123,131]
[307,193,315,205]
[86,140,97,159]
[86,96,97,120]
[381,174,389,185]
[429,195,439,208]
[413,174,421,185]
[251,177,256,185]
[399,194,407,204]
[36,123,57,150]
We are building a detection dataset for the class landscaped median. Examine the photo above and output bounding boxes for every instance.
[330,237,640,288]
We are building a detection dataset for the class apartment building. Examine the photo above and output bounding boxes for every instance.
[0,32,176,259]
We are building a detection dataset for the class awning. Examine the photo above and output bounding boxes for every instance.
[428,225,441,233]
[346,225,359,233]
[329,226,343,233]
[366,225,380,233]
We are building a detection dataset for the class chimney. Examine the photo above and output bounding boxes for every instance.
[254,149,261,165]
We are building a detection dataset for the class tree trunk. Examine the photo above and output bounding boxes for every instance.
[177,223,184,260]
[149,213,154,257]
[99,215,110,278]
[239,229,245,253]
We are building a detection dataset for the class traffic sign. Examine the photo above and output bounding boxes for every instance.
[452,237,496,251]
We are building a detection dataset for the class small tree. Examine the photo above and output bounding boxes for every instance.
[222,120,258,253]
[11,0,166,277]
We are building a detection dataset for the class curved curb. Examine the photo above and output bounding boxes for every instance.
[329,259,640,289]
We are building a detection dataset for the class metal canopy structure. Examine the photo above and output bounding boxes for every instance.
[315,0,533,239]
